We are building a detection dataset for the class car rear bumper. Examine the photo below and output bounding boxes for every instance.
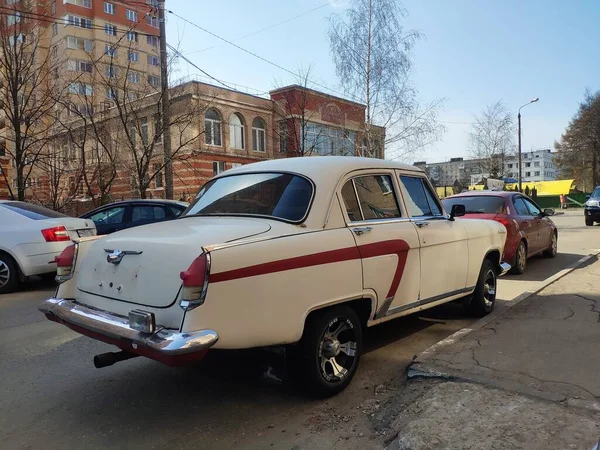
[39,298,218,365]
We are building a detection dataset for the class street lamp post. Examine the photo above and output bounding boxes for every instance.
[518,97,539,192]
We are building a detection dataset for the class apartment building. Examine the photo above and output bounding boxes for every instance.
[503,149,557,182]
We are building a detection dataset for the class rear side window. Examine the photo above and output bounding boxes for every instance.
[1,202,67,220]
[442,196,505,214]
[399,176,442,217]
[89,206,125,224]
[341,175,401,221]
[513,197,531,216]
[169,205,185,217]
[131,205,166,222]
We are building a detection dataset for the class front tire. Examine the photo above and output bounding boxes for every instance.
[510,241,527,274]
[290,305,362,398]
[585,217,594,226]
[0,253,19,294]
[543,232,558,258]
[466,259,497,317]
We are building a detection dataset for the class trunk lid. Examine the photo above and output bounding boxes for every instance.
[41,217,97,239]
[76,217,271,308]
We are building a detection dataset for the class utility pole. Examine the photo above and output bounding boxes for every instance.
[518,111,522,193]
[158,0,173,199]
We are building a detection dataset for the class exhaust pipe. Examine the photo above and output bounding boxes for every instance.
[94,351,139,368]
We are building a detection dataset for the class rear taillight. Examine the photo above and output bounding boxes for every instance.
[179,252,211,311]
[55,243,78,283]
[41,226,70,242]
[496,218,515,231]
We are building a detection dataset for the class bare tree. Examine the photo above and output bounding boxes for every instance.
[468,101,515,178]
[328,0,444,159]
[554,90,600,190]
[0,1,65,200]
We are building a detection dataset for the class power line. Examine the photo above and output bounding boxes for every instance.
[167,9,364,105]
[184,0,339,56]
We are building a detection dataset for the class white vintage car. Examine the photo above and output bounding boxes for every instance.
[40,157,509,396]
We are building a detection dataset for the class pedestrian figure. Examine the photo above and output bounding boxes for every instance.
[525,186,530,197]
[560,193,567,209]
[531,187,538,201]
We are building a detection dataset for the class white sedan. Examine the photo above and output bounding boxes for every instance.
[0,201,96,293]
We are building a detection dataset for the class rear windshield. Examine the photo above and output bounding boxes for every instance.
[184,173,313,222]
[442,196,505,214]
[1,202,67,220]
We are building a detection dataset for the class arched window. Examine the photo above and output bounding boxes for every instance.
[252,117,266,152]
[205,108,222,146]
[229,113,245,149]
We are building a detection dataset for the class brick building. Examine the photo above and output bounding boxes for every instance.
[10,80,383,210]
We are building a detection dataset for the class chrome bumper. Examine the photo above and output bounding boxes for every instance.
[499,262,511,276]
[39,298,218,355]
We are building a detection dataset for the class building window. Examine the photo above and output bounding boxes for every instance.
[52,2,56,14]
[205,109,222,146]
[104,23,117,36]
[147,75,160,87]
[69,82,93,95]
[104,2,115,14]
[127,71,140,83]
[68,60,93,73]
[52,23,58,36]
[66,0,92,7]
[105,65,118,78]
[507,163,513,169]
[305,122,356,156]
[231,163,242,169]
[229,113,245,149]
[51,45,58,58]
[153,114,162,143]
[525,171,531,177]
[7,12,21,25]
[146,14,159,27]
[252,117,266,152]
[126,9,137,21]
[525,162,531,168]
[66,15,93,29]
[147,35,158,46]
[106,87,118,100]
[140,118,149,146]
[278,121,287,152]
[154,163,163,188]
[213,161,226,176]
[104,44,117,57]
[147,55,159,66]
[129,51,139,63]
[534,161,540,167]
[68,36,93,51]
[534,171,540,176]
[126,31,139,42]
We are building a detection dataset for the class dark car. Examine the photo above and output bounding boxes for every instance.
[80,199,188,235]
[584,186,600,226]
[442,191,557,274]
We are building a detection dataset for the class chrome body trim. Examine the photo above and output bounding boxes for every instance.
[39,298,218,355]
[374,296,395,319]
[385,286,475,317]
[499,262,511,277]
[352,226,373,236]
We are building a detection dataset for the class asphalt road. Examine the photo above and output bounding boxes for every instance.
[0,210,596,450]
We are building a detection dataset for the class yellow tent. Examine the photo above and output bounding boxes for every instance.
[435,186,455,199]
[504,180,576,196]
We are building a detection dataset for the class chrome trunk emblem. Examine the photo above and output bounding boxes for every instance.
[104,249,143,265]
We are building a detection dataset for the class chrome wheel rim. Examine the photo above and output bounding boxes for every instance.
[483,269,496,308]
[0,260,10,288]
[518,244,526,270]
[318,317,357,383]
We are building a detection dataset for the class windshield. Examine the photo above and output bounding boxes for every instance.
[592,187,600,199]
[1,201,68,220]
[184,173,313,222]
[442,196,506,214]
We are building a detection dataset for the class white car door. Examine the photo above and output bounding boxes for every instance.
[338,171,421,318]
[397,173,469,303]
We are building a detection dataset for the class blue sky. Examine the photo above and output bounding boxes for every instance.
[165,0,600,163]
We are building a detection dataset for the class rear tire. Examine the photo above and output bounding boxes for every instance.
[543,232,558,258]
[0,253,19,294]
[289,305,362,398]
[585,218,594,226]
[466,259,497,317]
[510,241,527,275]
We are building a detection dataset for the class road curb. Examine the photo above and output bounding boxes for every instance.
[408,250,600,371]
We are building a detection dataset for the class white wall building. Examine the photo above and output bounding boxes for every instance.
[504,149,557,182]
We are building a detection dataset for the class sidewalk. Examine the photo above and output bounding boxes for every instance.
[389,256,600,449]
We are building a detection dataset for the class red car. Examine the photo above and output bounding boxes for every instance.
[442,191,558,274]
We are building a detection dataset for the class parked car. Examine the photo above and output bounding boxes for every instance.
[0,201,96,294]
[442,191,557,275]
[80,199,188,235]
[584,186,600,226]
[40,157,510,396]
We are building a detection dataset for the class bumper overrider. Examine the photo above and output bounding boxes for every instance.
[39,298,218,366]
[499,262,511,276]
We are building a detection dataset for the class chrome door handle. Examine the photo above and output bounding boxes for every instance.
[352,227,372,236]
[415,222,430,228]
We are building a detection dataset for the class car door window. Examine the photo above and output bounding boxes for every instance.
[341,175,401,221]
[523,198,541,217]
[131,205,166,223]
[399,176,443,217]
[89,206,125,224]
[513,197,531,216]
[169,205,184,217]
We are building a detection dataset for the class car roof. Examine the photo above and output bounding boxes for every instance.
[93,199,188,208]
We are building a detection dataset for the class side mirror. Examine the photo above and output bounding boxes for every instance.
[449,204,466,221]
[543,208,555,217]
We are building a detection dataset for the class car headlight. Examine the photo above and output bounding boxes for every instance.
[587,200,600,207]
